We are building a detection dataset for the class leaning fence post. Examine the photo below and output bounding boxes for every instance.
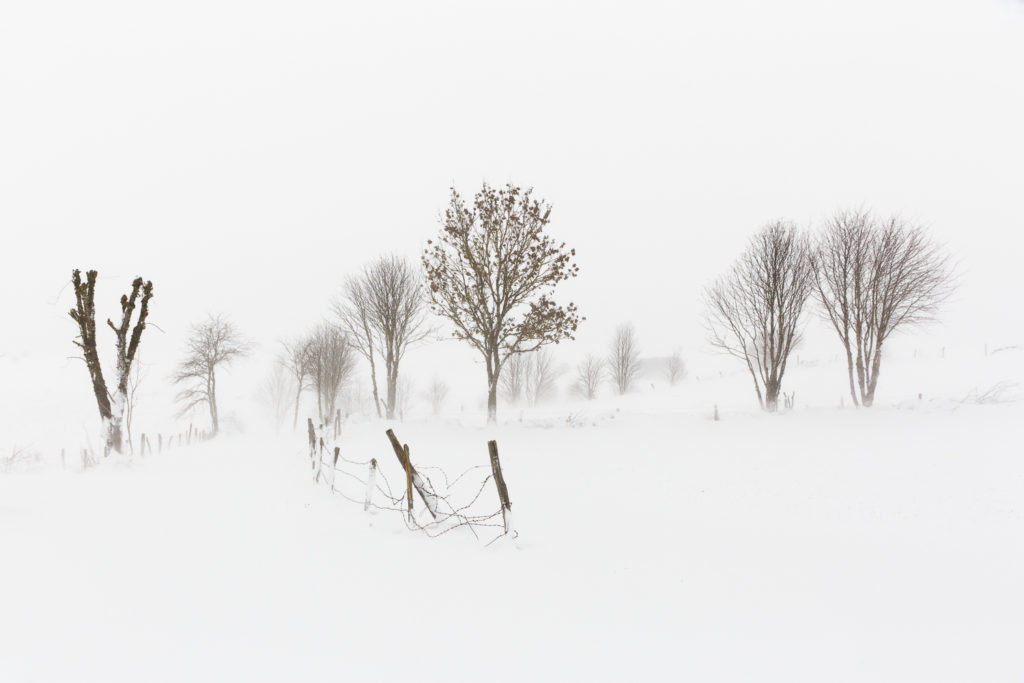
[364,458,377,511]
[385,429,438,519]
[487,440,513,535]
[404,444,413,522]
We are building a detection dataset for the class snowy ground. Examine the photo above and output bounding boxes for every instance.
[2,352,1024,682]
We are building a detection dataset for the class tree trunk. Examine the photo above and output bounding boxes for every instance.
[486,351,498,423]
[864,341,883,407]
[764,379,780,412]
[209,371,219,435]
[843,342,860,407]
[385,350,397,420]
[292,384,302,430]
[369,352,383,419]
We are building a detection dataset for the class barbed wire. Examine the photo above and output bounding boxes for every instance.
[305,430,513,545]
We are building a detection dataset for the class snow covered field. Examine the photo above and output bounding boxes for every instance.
[3,352,1023,682]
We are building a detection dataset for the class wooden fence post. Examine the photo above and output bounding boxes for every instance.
[158,434,163,453]
[307,418,316,469]
[384,429,438,519]
[487,440,512,535]
[364,458,377,511]
[61,448,66,469]
[405,444,413,521]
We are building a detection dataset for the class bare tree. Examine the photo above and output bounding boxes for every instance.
[68,269,154,454]
[525,348,561,405]
[575,354,603,400]
[306,323,355,424]
[423,182,581,422]
[263,359,293,433]
[172,314,251,435]
[811,210,954,407]
[705,221,813,411]
[282,337,314,430]
[500,352,528,403]
[666,349,685,386]
[608,323,641,395]
[334,255,430,420]
[428,377,449,416]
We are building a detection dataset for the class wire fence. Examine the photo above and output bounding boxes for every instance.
[306,420,515,545]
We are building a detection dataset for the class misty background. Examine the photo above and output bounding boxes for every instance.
[2,0,1023,438]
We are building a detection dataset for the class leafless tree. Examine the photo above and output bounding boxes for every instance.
[281,336,314,430]
[705,221,813,411]
[811,210,954,407]
[68,269,154,454]
[525,348,561,405]
[575,354,603,400]
[666,349,685,386]
[172,314,251,435]
[500,352,528,403]
[423,182,581,422]
[306,323,355,424]
[334,254,430,420]
[263,359,293,433]
[608,323,641,395]
[428,377,449,416]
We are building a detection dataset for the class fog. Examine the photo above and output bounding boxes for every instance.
[2,0,1023,431]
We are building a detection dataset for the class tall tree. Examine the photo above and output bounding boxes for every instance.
[334,255,430,420]
[811,210,954,407]
[281,337,314,429]
[172,314,251,435]
[68,269,154,454]
[705,221,813,411]
[423,182,581,422]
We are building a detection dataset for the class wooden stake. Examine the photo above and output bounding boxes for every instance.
[404,444,413,521]
[364,459,377,511]
[158,434,163,453]
[385,429,438,519]
[487,440,512,535]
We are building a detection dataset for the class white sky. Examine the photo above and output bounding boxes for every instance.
[2,0,1023,421]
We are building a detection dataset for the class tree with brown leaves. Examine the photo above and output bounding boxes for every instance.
[423,183,581,422]
[68,269,154,454]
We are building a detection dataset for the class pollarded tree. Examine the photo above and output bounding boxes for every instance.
[705,221,813,411]
[68,269,154,454]
[172,314,251,435]
[423,182,581,422]
[811,210,954,407]
[333,254,430,420]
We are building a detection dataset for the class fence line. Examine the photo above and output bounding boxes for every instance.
[305,418,516,544]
